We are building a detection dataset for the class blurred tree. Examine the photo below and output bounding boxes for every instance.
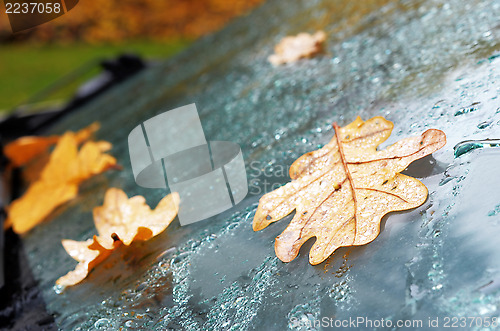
[0,0,264,43]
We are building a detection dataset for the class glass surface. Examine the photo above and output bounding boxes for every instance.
[21,0,500,329]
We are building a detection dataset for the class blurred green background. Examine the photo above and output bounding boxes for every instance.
[0,41,190,112]
[0,0,264,113]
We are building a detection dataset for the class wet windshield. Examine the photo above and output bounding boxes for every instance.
[21,0,500,329]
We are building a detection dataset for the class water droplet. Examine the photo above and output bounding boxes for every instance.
[432,284,443,290]
[171,252,189,266]
[94,318,110,329]
[478,304,497,315]
[53,284,64,294]
[432,100,444,109]
[439,176,455,186]
[488,204,500,216]
[477,121,491,129]
[454,139,500,157]
[136,282,147,292]
[454,102,481,116]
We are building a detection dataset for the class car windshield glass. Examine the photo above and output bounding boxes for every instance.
[20,0,500,329]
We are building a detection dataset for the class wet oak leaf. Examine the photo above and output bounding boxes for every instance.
[56,188,180,287]
[268,31,326,65]
[93,188,180,249]
[4,136,59,167]
[55,237,117,287]
[6,131,118,234]
[3,122,100,167]
[253,116,446,265]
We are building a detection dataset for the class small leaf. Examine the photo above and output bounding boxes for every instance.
[93,188,180,249]
[253,116,446,265]
[56,188,179,287]
[55,237,117,287]
[268,31,326,65]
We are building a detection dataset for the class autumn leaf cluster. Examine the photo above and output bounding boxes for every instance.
[3,124,180,287]
[3,114,446,286]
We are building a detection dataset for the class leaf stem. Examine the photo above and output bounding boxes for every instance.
[333,123,357,242]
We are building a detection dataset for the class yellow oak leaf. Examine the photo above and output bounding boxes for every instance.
[268,31,326,65]
[93,187,180,249]
[56,188,180,287]
[55,237,117,287]
[6,131,118,234]
[3,122,100,167]
[253,116,446,265]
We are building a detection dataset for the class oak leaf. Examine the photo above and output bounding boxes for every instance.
[268,31,326,65]
[253,116,446,265]
[3,122,100,167]
[56,188,180,287]
[55,237,117,288]
[6,130,118,234]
